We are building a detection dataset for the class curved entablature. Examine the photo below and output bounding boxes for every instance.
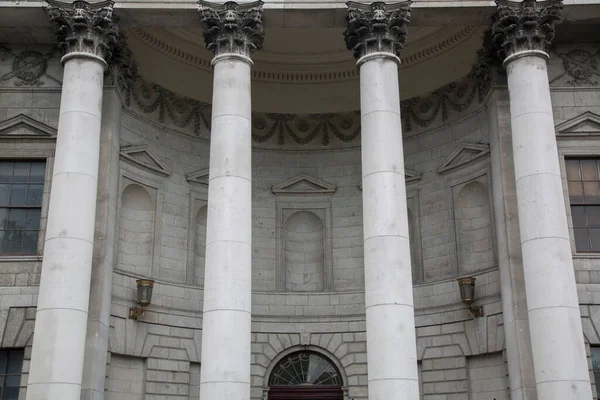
[126,24,485,113]
[120,71,488,149]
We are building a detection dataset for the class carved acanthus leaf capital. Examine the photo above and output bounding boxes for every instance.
[491,0,563,60]
[46,0,120,64]
[105,32,139,103]
[344,1,412,60]
[198,0,265,59]
[469,28,506,99]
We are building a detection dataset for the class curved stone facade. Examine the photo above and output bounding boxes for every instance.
[1,1,600,399]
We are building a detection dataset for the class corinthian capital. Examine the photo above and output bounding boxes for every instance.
[46,0,120,64]
[198,1,264,59]
[344,1,411,61]
[491,0,563,61]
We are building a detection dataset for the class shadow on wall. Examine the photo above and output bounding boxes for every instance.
[194,205,207,286]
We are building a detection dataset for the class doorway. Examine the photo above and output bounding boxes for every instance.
[268,385,343,400]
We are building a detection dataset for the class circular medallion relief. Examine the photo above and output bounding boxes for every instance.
[12,51,47,85]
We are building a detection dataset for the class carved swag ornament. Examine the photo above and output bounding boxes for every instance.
[344,1,412,60]
[46,0,121,63]
[198,1,265,59]
[491,0,563,60]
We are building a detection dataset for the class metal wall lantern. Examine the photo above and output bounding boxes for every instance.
[129,279,155,320]
[457,277,484,318]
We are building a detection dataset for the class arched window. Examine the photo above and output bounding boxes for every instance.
[268,351,343,400]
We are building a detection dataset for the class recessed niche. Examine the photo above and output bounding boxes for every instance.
[283,210,325,292]
[117,183,156,277]
[454,179,495,274]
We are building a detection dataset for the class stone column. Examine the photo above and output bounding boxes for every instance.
[492,0,592,398]
[344,3,419,399]
[197,2,263,399]
[488,88,538,400]
[27,2,120,399]
[81,47,136,400]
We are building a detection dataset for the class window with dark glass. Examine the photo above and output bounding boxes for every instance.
[566,158,600,252]
[0,349,24,400]
[0,161,46,255]
[593,346,600,398]
[269,351,341,386]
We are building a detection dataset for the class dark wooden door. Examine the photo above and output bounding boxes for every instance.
[268,386,344,400]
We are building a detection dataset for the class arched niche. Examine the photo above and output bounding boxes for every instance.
[454,180,494,274]
[194,205,208,286]
[117,183,155,277]
[283,211,325,292]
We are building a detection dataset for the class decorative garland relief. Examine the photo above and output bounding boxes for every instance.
[127,74,484,147]
[2,44,599,148]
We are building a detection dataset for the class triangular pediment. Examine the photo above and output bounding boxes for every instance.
[120,145,171,176]
[555,111,600,137]
[0,114,56,138]
[272,173,336,195]
[437,143,489,173]
[186,168,210,186]
[405,169,422,184]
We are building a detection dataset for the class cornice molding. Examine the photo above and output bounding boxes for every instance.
[402,26,476,66]
[129,26,477,84]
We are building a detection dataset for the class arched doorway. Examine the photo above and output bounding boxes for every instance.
[268,351,344,400]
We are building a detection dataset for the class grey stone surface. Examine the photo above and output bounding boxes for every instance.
[0,40,600,399]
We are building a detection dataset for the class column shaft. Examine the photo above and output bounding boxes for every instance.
[488,89,537,400]
[81,88,123,400]
[199,55,253,400]
[27,56,105,400]
[360,54,419,400]
[507,53,592,398]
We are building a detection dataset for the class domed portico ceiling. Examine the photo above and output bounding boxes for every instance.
[127,25,484,113]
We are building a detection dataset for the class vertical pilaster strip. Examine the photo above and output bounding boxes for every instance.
[344,3,420,399]
[493,0,592,397]
[80,88,122,400]
[487,88,538,400]
[81,38,137,400]
[27,1,120,399]
[197,2,264,399]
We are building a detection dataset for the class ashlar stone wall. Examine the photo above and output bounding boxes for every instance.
[2,41,600,400]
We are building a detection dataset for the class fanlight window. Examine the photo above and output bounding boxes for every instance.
[269,352,341,386]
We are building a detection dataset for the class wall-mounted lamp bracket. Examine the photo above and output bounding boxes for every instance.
[129,279,155,320]
[457,277,484,318]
